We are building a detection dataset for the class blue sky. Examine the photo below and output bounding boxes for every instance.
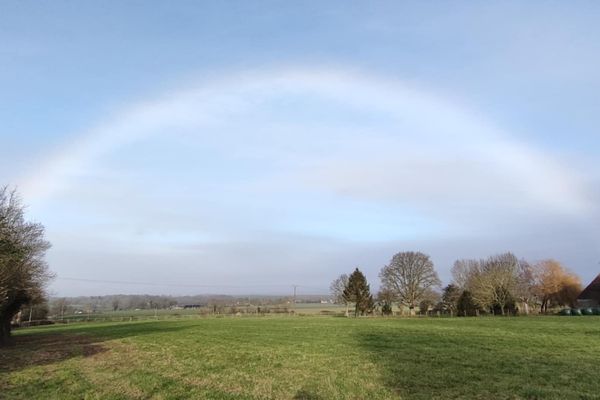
[2,2,600,296]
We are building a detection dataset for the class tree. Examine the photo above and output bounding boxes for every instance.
[451,259,478,290]
[441,284,461,316]
[112,298,120,312]
[0,187,52,344]
[51,297,69,320]
[463,253,520,315]
[343,268,374,317]
[514,259,536,314]
[330,274,350,317]
[379,251,441,315]
[457,290,478,316]
[376,288,395,316]
[533,260,582,313]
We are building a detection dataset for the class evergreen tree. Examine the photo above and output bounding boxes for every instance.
[441,284,461,315]
[457,290,478,317]
[343,268,374,317]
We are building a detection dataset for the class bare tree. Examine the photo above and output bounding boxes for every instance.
[330,274,349,317]
[514,259,536,314]
[466,253,520,315]
[51,298,69,320]
[451,259,479,290]
[379,251,441,315]
[376,288,395,316]
[418,288,441,315]
[0,187,52,344]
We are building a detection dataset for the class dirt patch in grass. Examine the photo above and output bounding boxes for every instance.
[0,333,107,373]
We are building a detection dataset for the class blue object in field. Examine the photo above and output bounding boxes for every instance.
[560,308,571,316]
[582,308,594,315]
[571,308,582,316]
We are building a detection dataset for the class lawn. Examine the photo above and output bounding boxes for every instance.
[1,316,599,399]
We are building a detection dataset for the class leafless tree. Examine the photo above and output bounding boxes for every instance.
[466,253,520,315]
[376,288,395,315]
[451,259,479,289]
[379,251,441,314]
[330,274,349,316]
[51,297,69,319]
[0,187,52,344]
[514,259,536,314]
[418,288,441,315]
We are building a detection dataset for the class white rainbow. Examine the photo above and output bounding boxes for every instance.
[19,66,592,218]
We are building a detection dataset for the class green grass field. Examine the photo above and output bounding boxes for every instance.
[1,316,599,400]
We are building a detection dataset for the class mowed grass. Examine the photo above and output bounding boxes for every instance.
[1,316,600,399]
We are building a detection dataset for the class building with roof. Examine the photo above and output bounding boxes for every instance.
[577,274,600,308]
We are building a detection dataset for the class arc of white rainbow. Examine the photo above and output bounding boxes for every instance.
[19,66,592,216]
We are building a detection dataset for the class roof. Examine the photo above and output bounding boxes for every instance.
[578,274,600,300]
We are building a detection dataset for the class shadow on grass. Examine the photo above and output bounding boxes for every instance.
[0,321,192,374]
[293,389,323,400]
[356,329,488,399]
[355,325,580,400]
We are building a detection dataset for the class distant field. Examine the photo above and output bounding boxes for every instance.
[2,316,600,399]
[51,303,348,323]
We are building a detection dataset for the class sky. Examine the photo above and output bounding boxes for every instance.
[2,1,600,296]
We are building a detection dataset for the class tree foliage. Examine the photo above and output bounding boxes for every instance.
[441,284,461,314]
[379,251,440,312]
[0,188,52,344]
[343,268,374,317]
[533,260,581,312]
[457,290,478,316]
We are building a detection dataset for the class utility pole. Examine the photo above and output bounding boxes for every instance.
[292,285,297,315]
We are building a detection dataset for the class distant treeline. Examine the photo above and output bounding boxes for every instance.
[332,251,583,317]
[40,294,328,318]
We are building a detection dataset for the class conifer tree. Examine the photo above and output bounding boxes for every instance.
[343,268,374,317]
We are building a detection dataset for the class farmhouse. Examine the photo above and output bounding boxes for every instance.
[577,274,600,307]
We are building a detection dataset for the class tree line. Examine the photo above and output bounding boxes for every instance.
[331,251,582,317]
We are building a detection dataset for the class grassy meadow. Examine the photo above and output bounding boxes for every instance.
[1,316,600,400]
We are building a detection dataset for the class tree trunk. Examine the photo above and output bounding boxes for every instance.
[0,317,12,346]
[344,302,349,317]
